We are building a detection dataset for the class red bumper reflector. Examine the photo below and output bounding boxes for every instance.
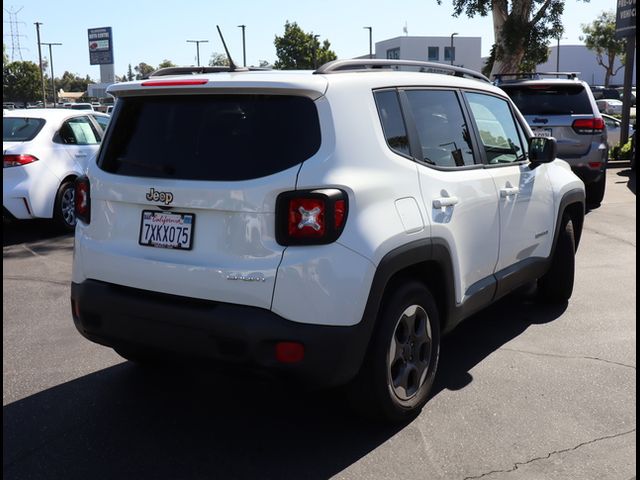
[588,162,603,169]
[275,342,305,363]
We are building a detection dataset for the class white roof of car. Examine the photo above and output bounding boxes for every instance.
[107,65,504,99]
[3,108,108,120]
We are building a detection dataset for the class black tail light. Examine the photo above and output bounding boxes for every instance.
[75,176,91,224]
[276,189,348,246]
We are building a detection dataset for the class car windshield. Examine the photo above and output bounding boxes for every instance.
[501,84,593,115]
[3,117,46,141]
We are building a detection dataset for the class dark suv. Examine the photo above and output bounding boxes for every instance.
[499,75,607,206]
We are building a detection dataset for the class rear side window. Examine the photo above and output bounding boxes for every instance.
[59,116,101,145]
[374,90,410,157]
[404,90,476,167]
[501,85,593,115]
[99,95,321,181]
[3,117,46,142]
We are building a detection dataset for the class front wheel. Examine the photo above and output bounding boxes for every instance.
[348,281,440,422]
[538,216,575,303]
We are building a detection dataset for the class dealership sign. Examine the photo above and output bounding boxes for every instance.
[615,0,636,38]
[88,27,114,65]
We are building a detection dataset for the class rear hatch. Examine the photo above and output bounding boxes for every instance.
[80,79,326,309]
[501,83,602,158]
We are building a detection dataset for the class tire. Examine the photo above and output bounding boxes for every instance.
[53,180,77,232]
[348,281,440,422]
[538,216,575,303]
[586,175,606,207]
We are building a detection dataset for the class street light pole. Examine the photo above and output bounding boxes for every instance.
[363,26,373,59]
[34,22,47,107]
[450,32,458,65]
[186,39,209,66]
[42,42,62,107]
[238,25,246,67]
[556,36,561,72]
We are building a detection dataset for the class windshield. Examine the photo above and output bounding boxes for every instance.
[3,117,46,142]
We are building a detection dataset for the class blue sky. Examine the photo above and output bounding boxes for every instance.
[3,0,616,80]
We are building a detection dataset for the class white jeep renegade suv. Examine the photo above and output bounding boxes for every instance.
[71,60,585,421]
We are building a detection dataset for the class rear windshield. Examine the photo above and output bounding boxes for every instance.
[98,94,321,181]
[3,117,46,142]
[501,85,593,115]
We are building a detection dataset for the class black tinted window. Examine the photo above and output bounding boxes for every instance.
[3,117,46,141]
[501,85,593,115]
[374,90,410,157]
[99,95,321,181]
[405,90,476,167]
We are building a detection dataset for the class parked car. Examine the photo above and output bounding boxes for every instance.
[601,113,634,148]
[3,109,110,230]
[596,99,623,115]
[616,87,636,106]
[69,103,95,111]
[590,86,621,101]
[71,60,585,422]
[106,105,114,115]
[499,75,607,206]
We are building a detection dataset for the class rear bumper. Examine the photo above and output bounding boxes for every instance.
[571,164,605,185]
[71,279,370,388]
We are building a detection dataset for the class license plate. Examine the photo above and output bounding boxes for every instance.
[533,128,552,138]
[139,210,194,250]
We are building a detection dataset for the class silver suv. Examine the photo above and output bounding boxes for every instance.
[498,74,607,206]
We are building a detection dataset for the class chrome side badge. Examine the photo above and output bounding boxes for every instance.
[226,272,266,282]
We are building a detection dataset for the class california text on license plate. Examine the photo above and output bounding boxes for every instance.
[139,210,194,250]
[533,128,552,138]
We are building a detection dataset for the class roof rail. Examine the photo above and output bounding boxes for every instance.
[314,59,491,83]
[148,65,272,77]
[493,71,581,84]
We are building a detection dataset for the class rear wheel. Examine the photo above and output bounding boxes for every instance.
[114,345,166,366]
[586,175,606,207]
[348,281,440,422]
[53,180,76,232]
[538,216,575,303]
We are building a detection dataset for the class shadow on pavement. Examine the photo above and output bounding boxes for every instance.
[3,219,71,247]
[3,290,567,480]
[615,168,636,195]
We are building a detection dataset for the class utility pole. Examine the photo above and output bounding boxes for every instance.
[34,22,46,107]
[238,25,246,67]
[186,39,208,66]
[363,26,373,59]
[450,32,458,65]
[313,34,320,69]
[42,42,62,107]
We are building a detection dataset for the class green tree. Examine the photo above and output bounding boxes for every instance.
[274,21,337,70]
[58,71,93,93]
[580,11,626,87]
[3,61,42,104]
[127,64,135,81]
[3,43,8,65]
[438,0,586,77]
[134,62,155,80]
[158,59,176,69]
[209,52,230,66]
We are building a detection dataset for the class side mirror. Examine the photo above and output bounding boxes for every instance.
[529,136,557,164]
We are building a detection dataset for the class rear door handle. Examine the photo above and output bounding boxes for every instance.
[500,187,520,198]
[432,197,459,209]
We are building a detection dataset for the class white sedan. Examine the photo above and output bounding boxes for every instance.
[3,109,110,231]
[596,99,623,115]
[602,113,634,148]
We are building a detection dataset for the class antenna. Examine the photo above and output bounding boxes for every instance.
[216,25,239,71]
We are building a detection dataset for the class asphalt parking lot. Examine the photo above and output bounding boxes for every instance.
[3,163,636,480]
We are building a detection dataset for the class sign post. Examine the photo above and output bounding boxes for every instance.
[615,0,636,146]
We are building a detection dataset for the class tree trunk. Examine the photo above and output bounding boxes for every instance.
[490,0,530,78]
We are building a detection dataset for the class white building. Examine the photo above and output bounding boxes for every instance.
[374,36,483,72]
[539,45,635,86]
